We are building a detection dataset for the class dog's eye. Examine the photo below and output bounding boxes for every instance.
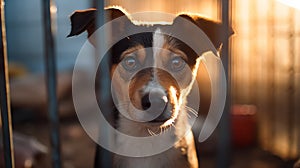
[170,57,186,71]
[122,56,138,71]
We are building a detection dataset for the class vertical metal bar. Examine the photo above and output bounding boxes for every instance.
[93,0,113,167]
[0,1,15,167]
[41,0,61,167]
[217,0,231,167]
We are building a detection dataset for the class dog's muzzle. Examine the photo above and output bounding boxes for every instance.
[141,89,171,122]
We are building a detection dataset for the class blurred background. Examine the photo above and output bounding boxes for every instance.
[1,0,299,167]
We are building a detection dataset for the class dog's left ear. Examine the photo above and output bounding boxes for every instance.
[174,14,234,50]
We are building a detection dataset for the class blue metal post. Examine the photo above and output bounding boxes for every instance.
[93,0,114,167]
[41,0,61,167]
[0,0,15,167]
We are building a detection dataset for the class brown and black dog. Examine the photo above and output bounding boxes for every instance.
[68,7,233,168]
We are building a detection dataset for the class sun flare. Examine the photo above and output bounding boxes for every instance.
[160,56,203,129]
[277,0,300,10]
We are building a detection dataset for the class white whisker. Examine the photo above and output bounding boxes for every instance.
[184,106,198,116]
[148,129,158,136]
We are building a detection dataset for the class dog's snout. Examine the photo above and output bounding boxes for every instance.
[140,90,172,122]
[141,91,168,111]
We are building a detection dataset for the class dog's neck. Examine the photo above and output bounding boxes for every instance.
[113,108,198,168]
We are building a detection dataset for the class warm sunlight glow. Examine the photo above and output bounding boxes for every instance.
[181,56,203,98]
[232,0,300,159]
[277,0,300,10]
[160,56,203,129]
[105,5,173,25]
[160,86,180,128]
[105,5,217,25]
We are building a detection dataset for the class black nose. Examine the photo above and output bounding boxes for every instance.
[141,92,172,122]
[141,92,167,111]
[141,94,151,110]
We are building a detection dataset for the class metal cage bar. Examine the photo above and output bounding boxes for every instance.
[0,0,15,167]
[217,0,232,167]
[93,0,114,167]
[41,0,62,167]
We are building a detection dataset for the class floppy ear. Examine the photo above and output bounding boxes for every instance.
[174,14,234,50]
[67,8,130,45]
[67,8,97,38]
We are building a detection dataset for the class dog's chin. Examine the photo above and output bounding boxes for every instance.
[142,121,166,128]
[128,114,172,127]
[118,103,176,136]
[135,105,173,125]
[149,112,172,123]
[138,110,175,133]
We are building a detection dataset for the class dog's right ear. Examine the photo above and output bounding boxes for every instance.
[67,8,130,45]
[173,14,234,51]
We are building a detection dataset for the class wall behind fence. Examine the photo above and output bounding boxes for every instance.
[105,0,219,21]
[231,0,300,159]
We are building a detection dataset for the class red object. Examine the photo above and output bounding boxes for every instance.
[231,105,257,148]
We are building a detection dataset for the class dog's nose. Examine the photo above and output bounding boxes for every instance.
[141,94,151,110]
[141,92,168,111]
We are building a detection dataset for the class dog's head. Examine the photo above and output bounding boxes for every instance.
[68,7,233,134]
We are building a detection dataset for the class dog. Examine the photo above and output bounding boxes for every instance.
[68,6,233,168]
